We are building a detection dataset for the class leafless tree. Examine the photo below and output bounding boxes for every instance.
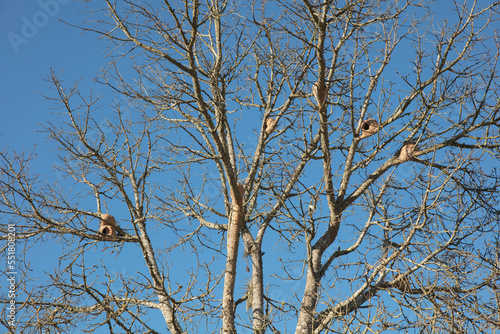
[1,0,500,333]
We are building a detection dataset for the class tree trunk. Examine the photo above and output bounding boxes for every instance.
[137,220,183,334]
[251,246,265,333]
[222,187,244,333]
[295,267,320,334]
[296,222,341,334]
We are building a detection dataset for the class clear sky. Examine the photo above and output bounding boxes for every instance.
[1,1,109,164]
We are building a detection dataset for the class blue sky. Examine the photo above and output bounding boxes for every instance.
[1,1,108,163]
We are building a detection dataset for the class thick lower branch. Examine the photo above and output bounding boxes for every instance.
[136,220,183,334]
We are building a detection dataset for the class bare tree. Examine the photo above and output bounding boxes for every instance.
[1,0,500,333]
